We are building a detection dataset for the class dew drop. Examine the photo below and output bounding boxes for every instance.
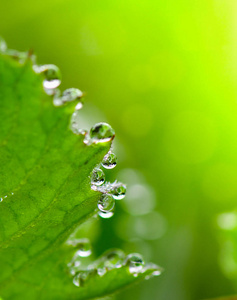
[143,263,163,279]
[124,253,145,276]
[112,183,126,200]
[61,88,83,103]
[67,238,92,275]
[74,238,92,257]
[73,269,96,287]
[75,102,83,110]
[97,267,107,276]
[91,168,105,186]
[54,88,84,107]
[90,122,115,144]
[73,274,80,287]
[0,37,7,52]
[102,151,117,169]
[68,260,81,276]
[98,194,115,213]
[98,211,114,219]
[103,249,125,269]
[52,89,63,105]
[34,64,61,89]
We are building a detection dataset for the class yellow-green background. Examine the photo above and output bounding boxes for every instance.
[1,0,237,299]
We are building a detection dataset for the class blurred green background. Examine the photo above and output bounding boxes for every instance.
[2,0,237,299]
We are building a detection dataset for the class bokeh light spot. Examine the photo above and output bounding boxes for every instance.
[115,212,167,241]
[133,212,167,240]
[217,212,237,230]
[121,184,156,216]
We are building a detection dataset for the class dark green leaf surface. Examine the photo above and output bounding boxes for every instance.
[0,54,159,300]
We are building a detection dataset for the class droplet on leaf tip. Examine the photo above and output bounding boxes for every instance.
[90,122,115,144]
[97,194,115,213]
[98,211,114,219]
[33,64,61,89]
[91,168,105,186]
[124,253,145,276]
[111,183,126,200]
[102,151,117,169]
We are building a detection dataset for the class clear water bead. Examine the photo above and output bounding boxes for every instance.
[98,194,115,212]
[90,122,115,144]
[61,88,83,103]
[112,183,126,200]
[74,238,92,257]
[124,253,145,275]
[91,168,105,186]
[0,37,7,52]
[73,270,92,287]
[34,64,61,89]
[75,102,83,110]
[98,211,114,219]
[97,267,107,276]
[103,249,125,269]
[143,263,163,280]
[68,260,81,276]
[102,151,117,169]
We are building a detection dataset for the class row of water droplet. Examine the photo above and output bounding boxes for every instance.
[0,39,116,147]
[1,34,127,229]
[1,37,163,287]
[66,238,162,287]
[32,54,125,217]
[90,152,126,218]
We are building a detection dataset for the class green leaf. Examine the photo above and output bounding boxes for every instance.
[0,46,161,300]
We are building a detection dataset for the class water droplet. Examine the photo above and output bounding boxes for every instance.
[74,238,92,257]
[34,64,61,89]
[0,37,7,52]
[143,263,163,279]
[90,122,115,144]
[73,274,80,287]
[68,260,81,276]
[97,267,107,276]
[98,211,114,219]
[54,88,84,107]
[98,194,115,213]
[62,88,83,102]
[124,253,145,276]
[91,168,105,186]
[67,239,92,275]
[103,249,125,269]
[75,102,83,110]
[102,151,117,169]
[73,269,96,287]
[112,183,126,200]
